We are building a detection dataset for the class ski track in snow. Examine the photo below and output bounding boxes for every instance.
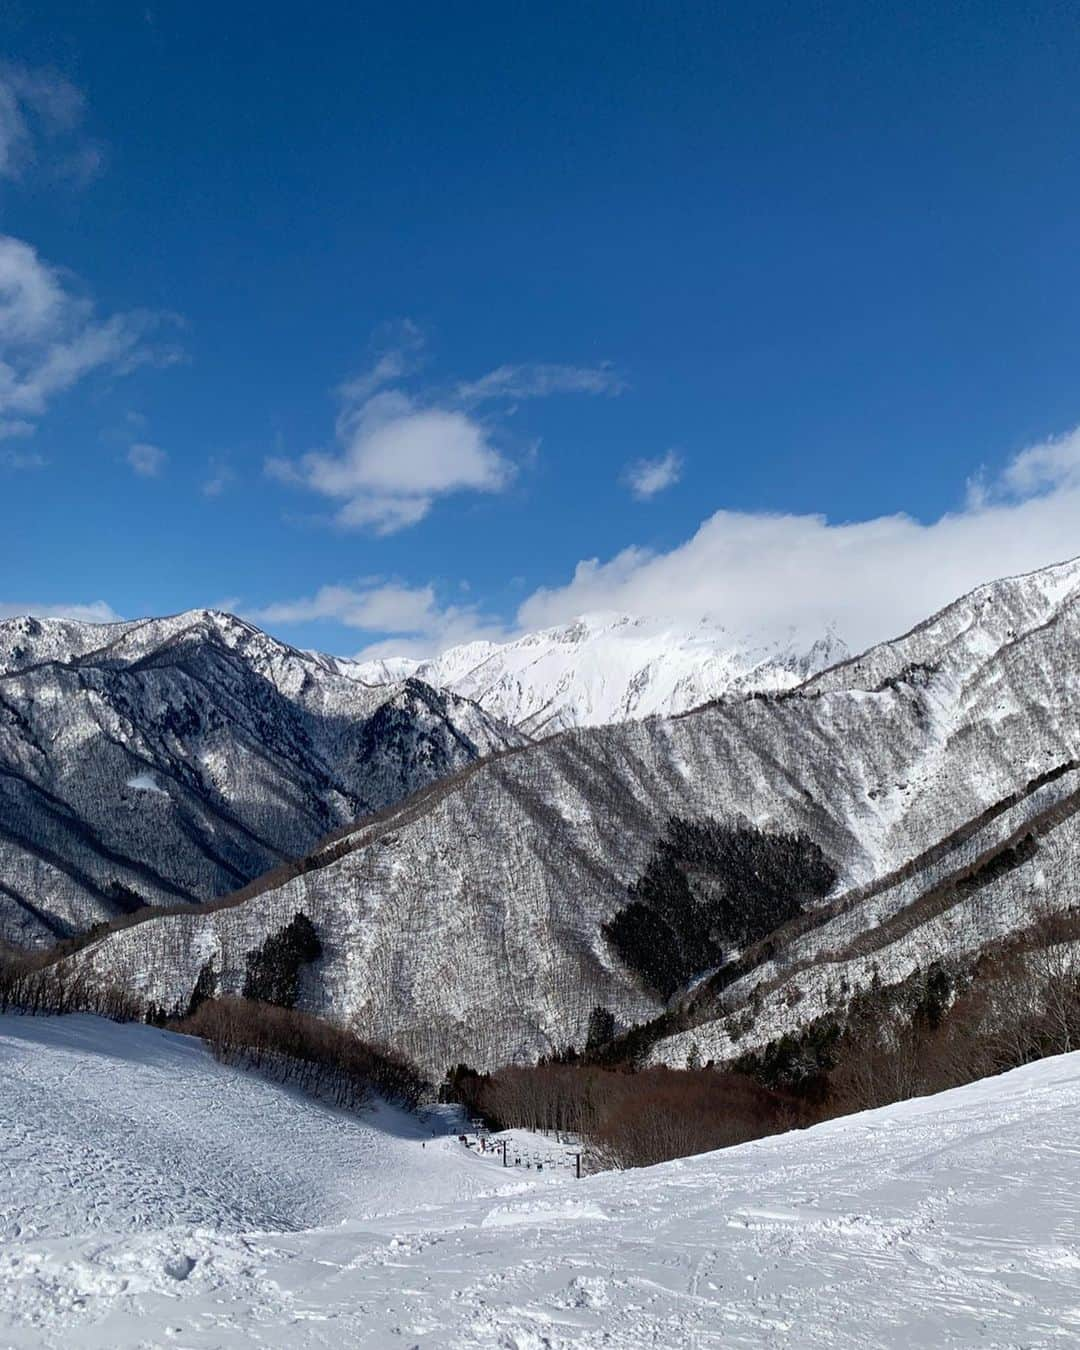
[3,1017,1080,1348]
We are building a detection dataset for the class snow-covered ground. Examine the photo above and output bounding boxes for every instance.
[3,1016,1079,1348]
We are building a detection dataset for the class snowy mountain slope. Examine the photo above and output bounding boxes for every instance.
[643,557,1080,1064]
[349,612,848,734]
[3,1014,1080,1348]
[0,610,522,946]
[81,558,1080,1072]
[648,761,1080,1068]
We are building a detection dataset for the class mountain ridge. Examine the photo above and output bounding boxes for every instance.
[0,609,524,945]
[75,557,1080,1072]
[348,612,849,734]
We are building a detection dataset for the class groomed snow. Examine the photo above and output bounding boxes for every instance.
[2,1016,1079,1347]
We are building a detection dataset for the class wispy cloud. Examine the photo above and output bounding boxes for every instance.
[0,416,44,467]
[127,442,167,477]
[250,579,507,660]
[202,458,235,497]
[0,446,46,469]
[338,319,425,403]
[0,417,35,440]
[0,235,180,433]
[0,600,121,623]
[622,449,683,500]
[0,62,105,186]
[457,362,624,404]
[254,582,440,632]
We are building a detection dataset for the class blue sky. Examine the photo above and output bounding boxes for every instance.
[4,2,1080,657]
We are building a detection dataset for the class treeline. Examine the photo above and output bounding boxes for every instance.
[734,908,1080,1113]
[8,884,1079,1177]
[1,912,432,1116]
[445,1059,801,1169]
[0,944,143,1021]
[443,908,1080,1170]
[179,997,430,1110]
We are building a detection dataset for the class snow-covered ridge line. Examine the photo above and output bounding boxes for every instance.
[804,551,1080,695]
[0,596,849,944]
[79,557,1080,1072]
[347,611,849,733]
[0,609,524,945]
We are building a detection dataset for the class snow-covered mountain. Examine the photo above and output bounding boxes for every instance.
[0,604,850,947]
[81,558,1080,1072]
[0,609,522,946]
[4,1013,1079,1347]
[349,614,849,734]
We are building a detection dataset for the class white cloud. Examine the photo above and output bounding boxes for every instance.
[622,449,683,500]
[127,441,166,477]
[0,446,45,469]
[0,600,121,623]
[0,415,44,466]
[0,417,34,439]
[457,362,624,404]
[250,580,507,660]
[268,388,513,535]
[250,424,1080,664]
[997,425,1080,498]
[0,235,175,431]
[338,319,425,403]
[0,63,104,185]
[518,424,1080,652]
[202,459,235,497]
[255,582,439,632]
[267,331,623,534]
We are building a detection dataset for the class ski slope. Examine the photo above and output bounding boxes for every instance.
[2,1016,1079,1348]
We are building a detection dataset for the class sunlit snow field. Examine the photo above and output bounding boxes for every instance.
[2,1015,1079,1348]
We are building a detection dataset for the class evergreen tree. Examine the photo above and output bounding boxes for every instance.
[242,912,322,1008]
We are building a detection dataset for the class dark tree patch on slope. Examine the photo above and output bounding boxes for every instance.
[104,880,146,915]
[242,912,322,1008]
[585,1006,617,1053]
[604,818,836,999]
[185,960,218,1019]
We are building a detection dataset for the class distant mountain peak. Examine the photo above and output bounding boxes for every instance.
[348,613,850,734]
